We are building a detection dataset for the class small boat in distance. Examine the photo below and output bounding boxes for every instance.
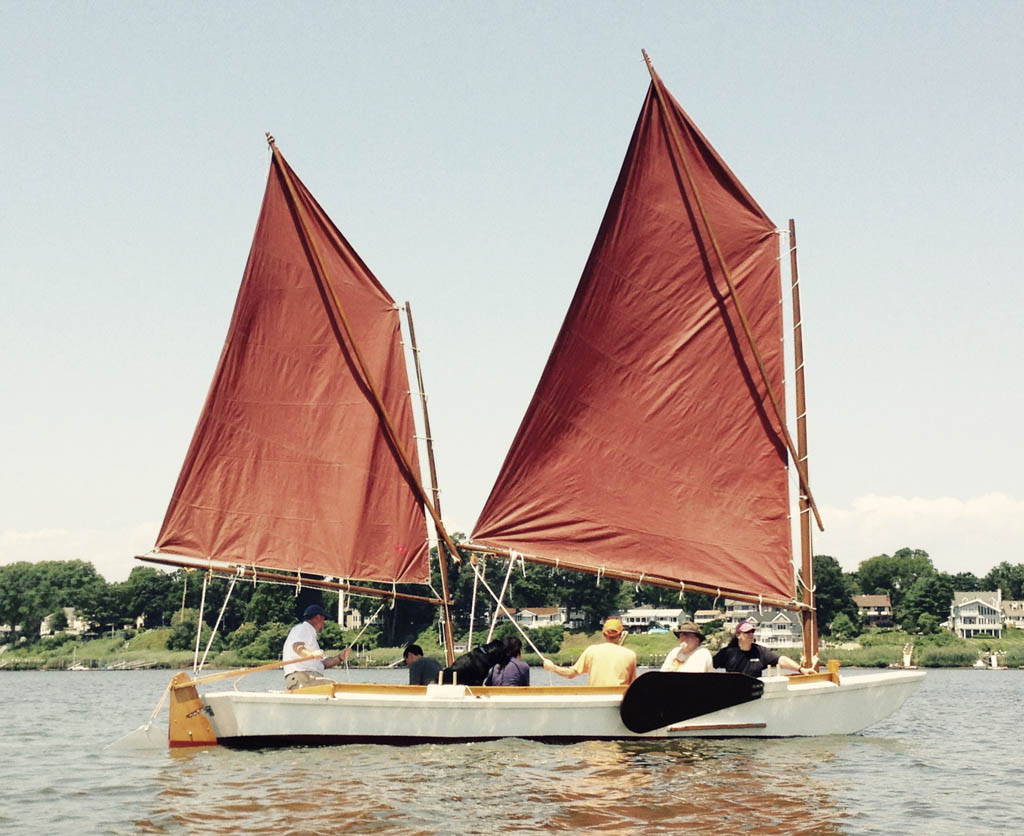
[136,52,923,748]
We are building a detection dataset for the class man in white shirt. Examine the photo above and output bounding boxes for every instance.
[660,621,714,673]
[282,604,350,690]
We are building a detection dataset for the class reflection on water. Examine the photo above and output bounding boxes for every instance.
[134,736,847,834]
[2,668,1021,835]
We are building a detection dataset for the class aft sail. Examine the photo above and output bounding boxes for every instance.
[472,67,795,602]
[154,145,429,584]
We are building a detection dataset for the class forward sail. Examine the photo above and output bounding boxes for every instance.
[154,147,429,584]
[472,72,794,601]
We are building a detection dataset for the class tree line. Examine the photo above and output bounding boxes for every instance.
[2,545,1022,649]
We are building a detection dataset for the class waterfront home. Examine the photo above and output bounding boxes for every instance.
[723,600,802,648]
[1001,600,1024,630]
[950,590,1002,638]
[853,594,894,628]
[616,607,688,632]
[493,606,585,629]
[694,608,724,626]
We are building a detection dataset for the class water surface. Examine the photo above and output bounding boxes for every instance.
[1,667,1017,834]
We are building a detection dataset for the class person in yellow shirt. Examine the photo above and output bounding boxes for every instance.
[542,617,638,686]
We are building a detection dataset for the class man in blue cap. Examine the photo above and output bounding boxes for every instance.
[282,603,351,690]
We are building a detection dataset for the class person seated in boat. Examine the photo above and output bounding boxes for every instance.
[403,644,443,685]
[484,636,530,686]
[541,617,637,686]
[660,621,714,673]
[282,604,350,690]
[712,620,814,678]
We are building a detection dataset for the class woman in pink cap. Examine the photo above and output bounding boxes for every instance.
[711,619,813,677]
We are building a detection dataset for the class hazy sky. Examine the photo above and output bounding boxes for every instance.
[2,2,1022,583]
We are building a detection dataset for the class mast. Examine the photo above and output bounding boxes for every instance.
[789,219,818,666]
[404,301,455,665]
[265,134,464,599]
[641,50,823,533]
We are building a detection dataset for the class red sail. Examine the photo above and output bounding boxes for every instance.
[472,78,794,601]
[155,151,429,583]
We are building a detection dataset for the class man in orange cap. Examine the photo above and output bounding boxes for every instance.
[542,617,637,686]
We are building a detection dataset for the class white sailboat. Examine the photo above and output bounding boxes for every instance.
[142,54,923,748]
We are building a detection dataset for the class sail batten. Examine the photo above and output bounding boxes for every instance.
[472,75,795,601]
[155,147,429,584]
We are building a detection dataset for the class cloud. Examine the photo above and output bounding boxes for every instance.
[0,523,160,582]
[814,492,1024,577]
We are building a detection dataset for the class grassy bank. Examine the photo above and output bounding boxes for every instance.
[3,626,1023,671]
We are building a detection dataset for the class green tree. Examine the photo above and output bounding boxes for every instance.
[901,573,954,625]
[982,562,1024,600]
[916,613,940,634]
[807,555,859,634]
[120,567,173,627]
[855,548,935,610]
[829,613,857,641]
[950,571,982,591]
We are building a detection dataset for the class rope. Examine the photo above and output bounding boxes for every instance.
[197,575,238,674]
[469,558,546,659]
[486,551,519,643]
[678,581,686,602]
[191,572,209,674]
[467,556,483,651]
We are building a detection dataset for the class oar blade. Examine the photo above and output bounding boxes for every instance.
[620,671,764,733]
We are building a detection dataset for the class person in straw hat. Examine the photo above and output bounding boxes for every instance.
[660,621,714,673]
[542,617,637,686]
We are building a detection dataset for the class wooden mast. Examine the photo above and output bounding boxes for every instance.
[404,301,455,665]
[265,134,464,605]
[641,51,823,532]
[789,219,819,667]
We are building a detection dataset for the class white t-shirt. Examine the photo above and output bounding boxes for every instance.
[282,620,324,674]
[660,644,714,673]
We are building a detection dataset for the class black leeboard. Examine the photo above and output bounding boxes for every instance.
[619,671,764,733]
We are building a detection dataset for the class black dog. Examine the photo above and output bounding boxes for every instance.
[440,639,510,686]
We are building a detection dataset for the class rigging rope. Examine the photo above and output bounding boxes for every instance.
[468,558,546,660]
[191,572,210,675]
[486,551,520,643]
[197,575,238,675]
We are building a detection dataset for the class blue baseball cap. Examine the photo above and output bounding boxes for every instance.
[303,604,328,620]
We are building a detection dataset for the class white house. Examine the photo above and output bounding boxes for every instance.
[950,590,1002,639]
[616,607,688,632]
[494,606,584,629]
[723,599,802,648]
[1001,600,1024,630]
[39,607,89,637]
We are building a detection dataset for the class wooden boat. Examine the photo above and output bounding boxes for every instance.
[139,53,924,748]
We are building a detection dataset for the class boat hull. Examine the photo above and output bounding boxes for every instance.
[198,670,925,747]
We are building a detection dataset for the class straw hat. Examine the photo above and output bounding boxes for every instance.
[672,621,703,640]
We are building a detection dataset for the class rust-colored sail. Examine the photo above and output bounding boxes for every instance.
[472,76,794,601]
[155,149,429,583]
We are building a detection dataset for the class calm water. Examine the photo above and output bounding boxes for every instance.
[0,667,1019,835]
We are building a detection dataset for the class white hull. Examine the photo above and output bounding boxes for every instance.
[198,670,924,746]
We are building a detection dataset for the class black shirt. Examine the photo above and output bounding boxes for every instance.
[712,640,780,677]
[408,656,443,685]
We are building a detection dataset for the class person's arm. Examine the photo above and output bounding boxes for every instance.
[323,648,352,669]
[777,654,814,675]
[542,658,580,679]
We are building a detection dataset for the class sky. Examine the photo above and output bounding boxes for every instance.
[2,2,1022,583]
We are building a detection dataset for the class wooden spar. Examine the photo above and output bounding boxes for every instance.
[789,219,819,666]
[137,553,446,606]
[265,135,464,592]
[460,542,813,613]
[404,301,455,665]
[640,51,823,533]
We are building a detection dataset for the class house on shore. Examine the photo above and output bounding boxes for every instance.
[723,600,802,648]
[494,606,585,630]
[950,590,1002,639]
[853,594,894,628]
[1000,599,1024,630]
[616,607,688,632]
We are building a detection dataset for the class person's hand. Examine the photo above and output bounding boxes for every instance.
[339,648,351,663]
[542,658,555,672]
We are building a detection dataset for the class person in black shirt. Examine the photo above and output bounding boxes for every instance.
[712,620,814,677]
[403,644,443,685]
